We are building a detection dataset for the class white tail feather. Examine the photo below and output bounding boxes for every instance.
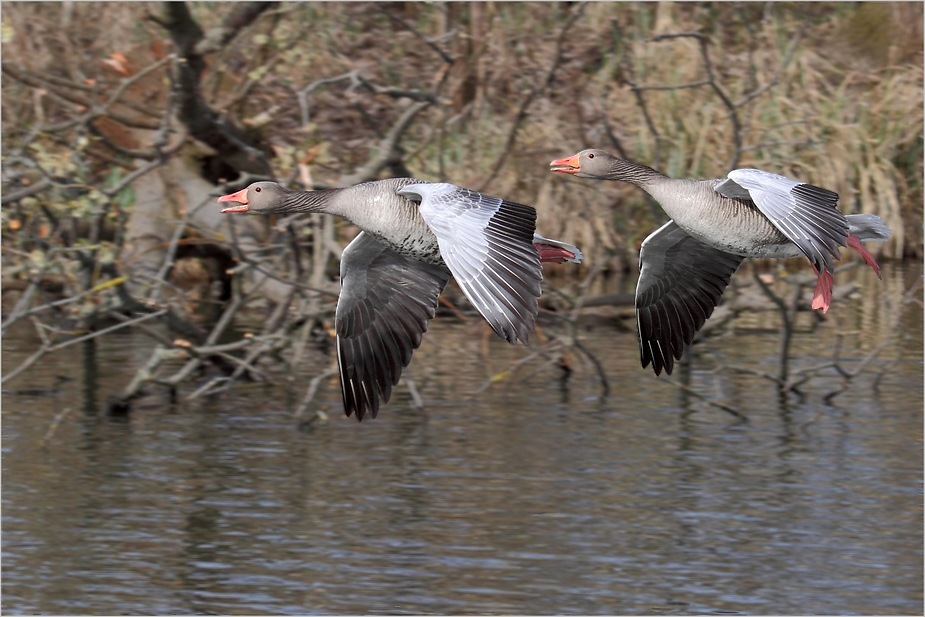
[846,214,891,241]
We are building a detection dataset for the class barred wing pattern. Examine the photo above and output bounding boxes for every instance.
[399,183,542,345]
[636,221,744,376]
[717,169,849,274]
[336,232,451,421]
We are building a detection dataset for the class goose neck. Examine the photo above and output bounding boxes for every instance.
[280,187,341,215]
[605,159,666,189]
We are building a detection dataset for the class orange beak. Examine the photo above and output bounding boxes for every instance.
[218,187,249,213]
[549,153,581,174]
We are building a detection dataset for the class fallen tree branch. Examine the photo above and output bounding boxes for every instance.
[294,362,339,424]
[2,309,168,386]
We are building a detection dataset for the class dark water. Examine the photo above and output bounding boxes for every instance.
[3,263,922,615]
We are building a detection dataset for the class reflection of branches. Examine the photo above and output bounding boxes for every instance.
[711,267,922,403]
[294,363,339,425]
[476,260,611,401]
[751,264,802,384]
[820,276,922,401]
[472,338,568,395]
[659,376,747,420]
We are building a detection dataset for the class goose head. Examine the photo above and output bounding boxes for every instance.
[550,149,620,179]
[218,181,289,213]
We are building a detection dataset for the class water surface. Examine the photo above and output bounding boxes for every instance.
[3,263,922,615]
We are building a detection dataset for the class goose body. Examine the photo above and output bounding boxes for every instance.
[645,177,806,258]
[551,149,890,375]
[219,178,582,420]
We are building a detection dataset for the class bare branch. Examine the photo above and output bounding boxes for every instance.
[378,5,455,65]
[294,363,339,423]
[1,62,165,129]
[297,71,363,127]
[156,3,273,176]
[194,2,278,56]
[734,25,806,108]
[741,139,816,153]
[337,100,433,186]
[611,18,662,169]
[632,79,713,92]
[1,276,128,335]
[478,2,587,192]
[1,178,53,205]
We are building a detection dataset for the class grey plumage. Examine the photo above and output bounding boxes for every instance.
[550,148,891,376]
[220,178,582,420]
[636,222,743,375]
[336,232,451,420]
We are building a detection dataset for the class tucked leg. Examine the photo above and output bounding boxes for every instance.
[846,234,882,279]
[534,242,578,264]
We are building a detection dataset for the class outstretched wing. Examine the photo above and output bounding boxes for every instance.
[399,183,541,345]
[636,221,744,376]
[716,169,848,274]
[336,232,451,421]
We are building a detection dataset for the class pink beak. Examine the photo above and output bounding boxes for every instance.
[218,187,249,213]
[549,153,581,174]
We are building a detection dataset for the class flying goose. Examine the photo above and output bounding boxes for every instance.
[550,149,890,375]
[219,179,582,418]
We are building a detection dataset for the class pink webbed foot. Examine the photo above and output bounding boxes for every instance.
[846,234,882,279]
[534,242,577,264]
[811,267,834,313]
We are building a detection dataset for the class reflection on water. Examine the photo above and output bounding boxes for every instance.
[3,262,922,615]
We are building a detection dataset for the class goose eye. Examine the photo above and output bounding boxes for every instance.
[587,153,595,159]
[255,187,261,193]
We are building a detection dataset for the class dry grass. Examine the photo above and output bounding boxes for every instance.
[3,2,922,268]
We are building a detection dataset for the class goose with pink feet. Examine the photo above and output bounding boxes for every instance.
[550,149,890,375]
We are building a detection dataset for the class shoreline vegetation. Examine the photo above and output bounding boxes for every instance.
[2,2,922,417]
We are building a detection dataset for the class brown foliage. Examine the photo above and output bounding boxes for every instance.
[1,2,921,415]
